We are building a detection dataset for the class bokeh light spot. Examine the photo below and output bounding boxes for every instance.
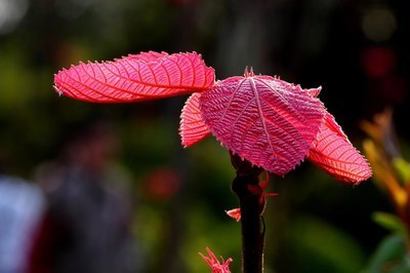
[0,0,28,35]
[362,6,397,42]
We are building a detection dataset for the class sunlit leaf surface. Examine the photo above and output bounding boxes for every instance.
[54,51,215,103]
[200,75,324,175]
[180,92,211,147]
[308,112,372,183]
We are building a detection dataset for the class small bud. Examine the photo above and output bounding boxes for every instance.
[226,208,241,222]
[243,66,255,77]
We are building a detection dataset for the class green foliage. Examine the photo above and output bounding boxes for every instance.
[288,215,365,273]
[364,235,410,273]
[364,213,410,273]
[372,212,407,235]
[393,158,410,184]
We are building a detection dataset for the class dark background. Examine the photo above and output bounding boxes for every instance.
[0,0,409,272]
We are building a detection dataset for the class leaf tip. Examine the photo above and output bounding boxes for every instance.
[53,85,63,96]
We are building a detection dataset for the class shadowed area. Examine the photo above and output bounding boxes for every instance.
[0,0,409,273]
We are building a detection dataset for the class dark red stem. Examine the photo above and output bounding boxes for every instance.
[231,154,265,273]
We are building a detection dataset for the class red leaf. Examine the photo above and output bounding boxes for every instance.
[127,51,168,62]
[226,208,241,222]
[308,112,372,183]
[54,51,215,103]
[200,75,325,175]
[179,92,211,147]
[199,247,232,273]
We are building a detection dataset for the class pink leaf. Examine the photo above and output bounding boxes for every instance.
[308,112,372,183]
[200,74,325,175]
[54,51,215,103]
[127,51,168,62]
[199,247,233,273]
[179,92,211,147]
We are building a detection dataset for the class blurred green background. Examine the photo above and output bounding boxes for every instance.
[1,0,409,273]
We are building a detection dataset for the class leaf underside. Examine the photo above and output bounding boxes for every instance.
[54,51,215,103]
[308,112,372,183]
[200,75,325,175]
[179,92,211,147]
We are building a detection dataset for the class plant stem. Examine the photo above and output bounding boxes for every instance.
[231,154,265,273]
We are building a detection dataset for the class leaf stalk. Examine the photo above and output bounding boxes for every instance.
[231,154,265,273]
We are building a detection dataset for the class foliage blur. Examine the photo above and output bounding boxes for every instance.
[0,0,409,273]
[362,109,410,273]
